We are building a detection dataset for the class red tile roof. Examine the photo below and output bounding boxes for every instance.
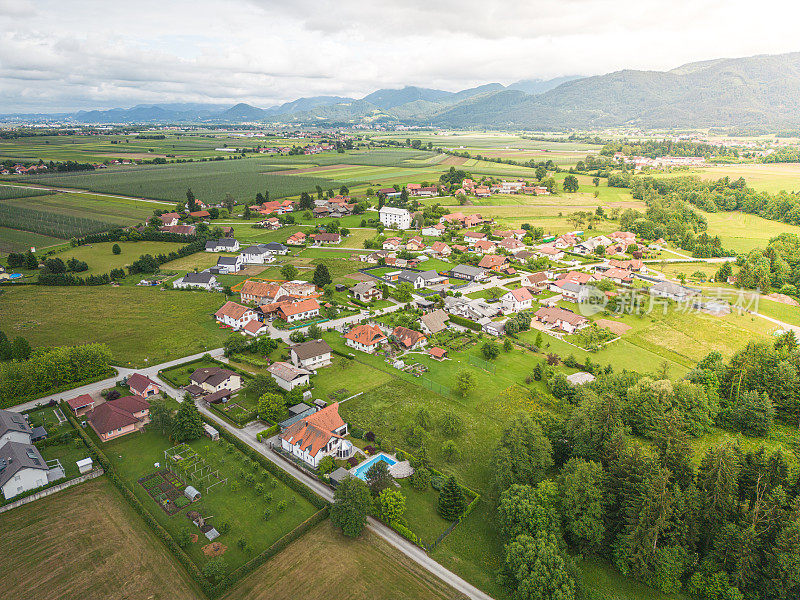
[278,298,320,318]
[67,394,94,411]
[215,301,254,321]
[344,324,387,347]
[391,326,426,348]
[127,373,159,396]
[281,403,346,458]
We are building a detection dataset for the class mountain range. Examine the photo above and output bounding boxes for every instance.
[9,52,800,129]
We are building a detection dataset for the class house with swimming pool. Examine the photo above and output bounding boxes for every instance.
[279,402,353,467]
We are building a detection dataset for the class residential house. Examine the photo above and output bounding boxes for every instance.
[428,347,447,360]
[379,206,412,230]
[554,280,584,302]
[391,326,427,350]
[159,224,197,236]
[241,245,278,265]
[205,238,240,252]
[536,244,564,260]
[474,239,497,254]
[501,287,534,313]
[267,362,311,391]
[499,238,525,254]
[344,323,387,353]
[189,210,211,219]
[649,281,701,301]
[574,235,612,255]
[405,236,425,252]
[448,264,487,282]
[242,319,268,337]
[259,217,282,230]
[214,301,258,330]
[420,309,449,335]
[520,272,549,290]
[280,403,350,468]
[311,233,341,246]
[534,306,589,333]
[463,231,486,245]
[287,231,307,246]
[239,280,284,305]
[603,267,633,285]
[158,212,181,227]
[0,410,33,446]
[173,271,218,290]
[478,255,509,271]
[430,241,452,257]
[383,237,402,251]
[277,298,320,323]
[189,367,242,394]
[554,233,579,250]
[421,223,445,237]
[213,255,244,274]
[88,395,151,442]
[351,281,382,302]
[0,441,51,500]
[289,339,333,370]
[127,373,160,398]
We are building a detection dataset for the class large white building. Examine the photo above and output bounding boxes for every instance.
[379,206,412,230]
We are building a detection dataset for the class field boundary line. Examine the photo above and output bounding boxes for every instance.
[0,468,104,515]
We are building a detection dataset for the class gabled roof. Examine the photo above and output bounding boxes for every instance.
[215,301,253,321]
[344,323,387,346]
[291,339,332,360]
[243,319,266,334]
[478,255,508,269]
[67,394,94,411]
[278,298,320,317]
[108,395,150,414]
[0,409,32,439]
[216,255,240,266]
[268,361,311,382]
[190,367,237,387]
[0,441,47,488]
[281,403,346,458]
[420,309,449,334]
[182,271,214,284]
[392,326,426,348]
[127,373,159,395]
[240,280,282,299]
[88,401,140,435]
[535,306,588,326]
[506,287,534,302]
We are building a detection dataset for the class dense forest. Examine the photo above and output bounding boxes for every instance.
[493,334,800,600]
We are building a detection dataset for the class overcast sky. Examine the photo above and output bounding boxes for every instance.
[2,0,800,112]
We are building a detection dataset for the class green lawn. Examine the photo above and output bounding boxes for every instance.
[53,241,189,276]
[98,426,318,572]
[0,226,65,253]
[396,478,451,548]
[0,285,231,367]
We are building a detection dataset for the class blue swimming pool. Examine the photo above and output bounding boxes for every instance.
[352,453,397,480]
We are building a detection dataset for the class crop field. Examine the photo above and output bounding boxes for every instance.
[0,201,117,239]
[701,209,800,252]
[658,163,800,193]
[0,183,56,200]
[0,226,64,252]
[0,476,202,600]
[0,285,231,366]
[9,158,339,203]
[225,521,466,600]
[1,191,169,224]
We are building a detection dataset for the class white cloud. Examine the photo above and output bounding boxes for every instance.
[0,0,799,111]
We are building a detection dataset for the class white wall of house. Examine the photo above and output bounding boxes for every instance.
[1,467,48,499]
[291,351,332,370]
[271,372,310,391]
[345,338,381,354]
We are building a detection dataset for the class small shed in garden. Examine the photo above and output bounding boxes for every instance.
[203,423,219,441]
[184,486,201,501]
[76,457,93,474]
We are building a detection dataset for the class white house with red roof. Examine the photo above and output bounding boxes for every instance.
[277,298,320,323]
[280,403,351,467]
[127,373,160,398]
[344,323,387,353]
[215,301,258,330]
[501,287,534,313]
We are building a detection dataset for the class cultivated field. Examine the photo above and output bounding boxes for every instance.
[225,521,467,600]
[0,285,230,366]
[0,477,203,600]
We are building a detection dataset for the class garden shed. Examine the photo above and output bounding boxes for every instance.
[184,485,201,501]
[203,423,219,441]
[76,457,93,474]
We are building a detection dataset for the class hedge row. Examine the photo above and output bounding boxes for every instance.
[448,314,481,331]
[256,424,280,441]
[200,413,328,511]
[61,403,215,596]
[34,429,78,447]
[390,519,424,548]
[1,367,116,409]
[207,403,256,428]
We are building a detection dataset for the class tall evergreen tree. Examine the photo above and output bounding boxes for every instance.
[437,476,466,520]
[312,263,332,287]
